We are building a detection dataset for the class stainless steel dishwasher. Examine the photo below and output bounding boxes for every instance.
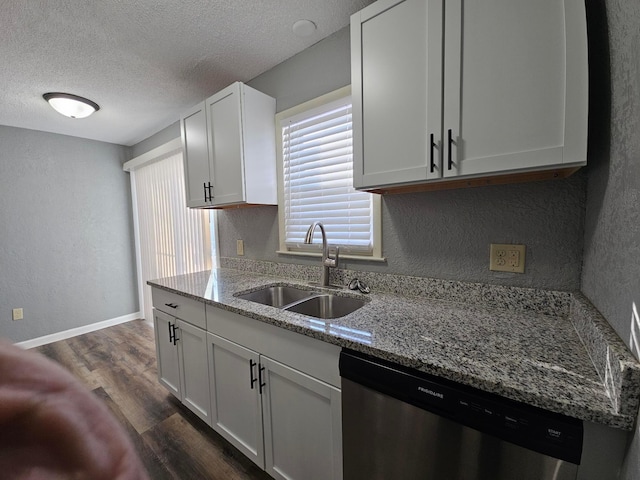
[340,350,583,480]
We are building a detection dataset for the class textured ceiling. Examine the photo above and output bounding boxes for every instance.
[0,0,373,146]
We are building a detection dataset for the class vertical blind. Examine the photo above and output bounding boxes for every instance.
[132,152,211,322]
[282,97,373,254]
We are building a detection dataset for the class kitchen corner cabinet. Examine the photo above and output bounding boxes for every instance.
[351,0,588,191]
[180,82,277,208]
[152,289,211,425]
[206,305,343,480]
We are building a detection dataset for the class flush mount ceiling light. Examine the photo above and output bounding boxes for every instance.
[292,19,317,37]
[43,92,100,119]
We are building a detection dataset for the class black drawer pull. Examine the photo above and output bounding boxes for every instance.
[164,303,178,309]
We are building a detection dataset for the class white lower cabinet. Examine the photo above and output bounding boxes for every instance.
[176,319,211,424]
[153,288,343,480]
[154,309,181,397]
[206,305,343,480]
[207,333,264,466]
[261,356,342,480]
[153,308,211,426]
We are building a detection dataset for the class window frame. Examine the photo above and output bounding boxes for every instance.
[275,86,383,261]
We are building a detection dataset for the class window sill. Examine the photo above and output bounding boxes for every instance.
[276,250,386,263]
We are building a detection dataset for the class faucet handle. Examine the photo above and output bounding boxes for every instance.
[325,245,339,268]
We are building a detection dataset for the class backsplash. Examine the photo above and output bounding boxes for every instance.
[220,257,572,317]
[217,173,587,292]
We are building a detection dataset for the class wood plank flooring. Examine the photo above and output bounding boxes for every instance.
[34,320,272,480]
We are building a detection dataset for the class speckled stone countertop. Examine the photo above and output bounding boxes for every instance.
[148,267,640,430]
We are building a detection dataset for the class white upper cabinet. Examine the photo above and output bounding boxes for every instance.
[181,82,277,208]
[352,0,443,188]
[181,101,211,207]
[351,0,588,191]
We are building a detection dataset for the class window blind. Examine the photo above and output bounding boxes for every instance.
[282,97,373,254]
[132,152,212,322]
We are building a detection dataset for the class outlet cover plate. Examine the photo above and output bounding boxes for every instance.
[490,244,526,273]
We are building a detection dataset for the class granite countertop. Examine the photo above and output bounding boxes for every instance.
[148,267,640,430]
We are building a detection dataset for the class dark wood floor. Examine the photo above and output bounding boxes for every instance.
[34,320,272,480]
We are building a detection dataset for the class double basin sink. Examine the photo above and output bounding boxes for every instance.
[235,285,366,319]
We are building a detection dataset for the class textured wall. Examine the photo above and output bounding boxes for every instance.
[0,126,138,342]
[578,0,640,477]
[582,0,640,355]
[218,174,586,290]
[248,27,351,113]
[217,25,587,291]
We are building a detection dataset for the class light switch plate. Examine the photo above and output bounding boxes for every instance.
[12,308,24,321]
[236,239,244,256]
[490,244,526,273]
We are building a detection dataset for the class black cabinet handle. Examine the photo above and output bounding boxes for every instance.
[258,363,266,394]
[448,129,454,170]
[203,182,214,202]
[168,322,174,344]
[430,133,436,173]
[164,303,178,309]
[249,359,258,389]
[168,322,179,345]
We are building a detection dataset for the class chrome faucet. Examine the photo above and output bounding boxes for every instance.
[304,222,339,287]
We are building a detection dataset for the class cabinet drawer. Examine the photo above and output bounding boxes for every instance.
[152,288,206,329]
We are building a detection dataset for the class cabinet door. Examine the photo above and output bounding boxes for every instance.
[153,310,180,398]
[443,0,587,178]
[261,357,342,480]
[207,333,264,468]
[352,0,443,189]
[181,101,212,207]
[176,320,211,425]
[207,82,246,206]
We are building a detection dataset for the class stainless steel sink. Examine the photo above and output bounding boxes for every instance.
[235,285,315,308]
[285,294,366,319]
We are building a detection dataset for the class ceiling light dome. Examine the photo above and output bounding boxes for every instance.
[43,92,100,119]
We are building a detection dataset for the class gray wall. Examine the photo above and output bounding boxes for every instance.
[248,27,352,113]
[129,121,180,159]
[216,26,587,291]
[578,0,640,477]
[0,126,138,343]
[582,0,640,357]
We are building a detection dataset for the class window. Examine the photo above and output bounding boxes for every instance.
[277,86,381,259]
[124,141,216,322]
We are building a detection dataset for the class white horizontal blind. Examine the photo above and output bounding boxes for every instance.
[132,152,211,322]
[283,97,373,254]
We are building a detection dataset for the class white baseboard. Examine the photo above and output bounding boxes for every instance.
[14,312,142,349]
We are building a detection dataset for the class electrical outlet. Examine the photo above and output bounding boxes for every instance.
[236,239,244,256]
[490,244,526,273]
[12,308,24,321]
